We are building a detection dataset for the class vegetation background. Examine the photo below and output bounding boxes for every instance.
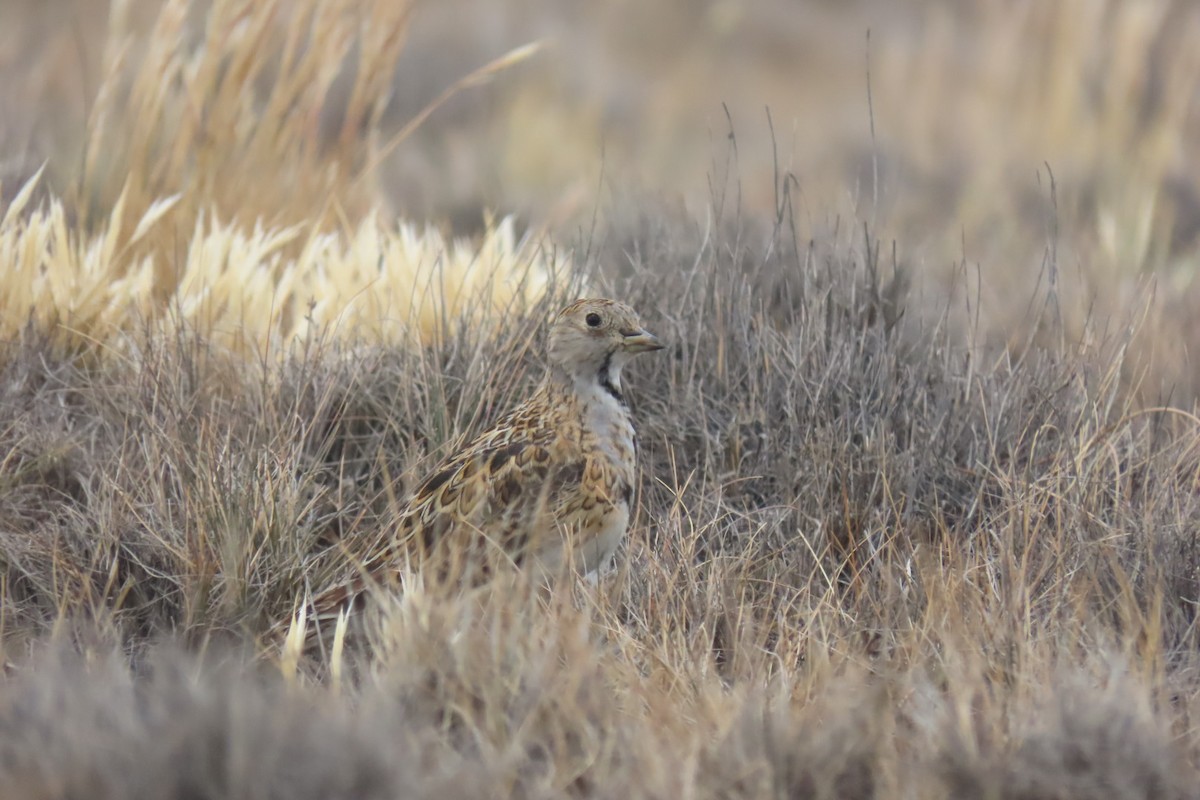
[1,0,1199,797]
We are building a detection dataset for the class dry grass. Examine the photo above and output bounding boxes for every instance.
[8,1,1200,392]
[0,0,554,360]
[2,1,1200,797]
[1,214,1200,797]
[344,0,1200,401]
[0,178,568,358]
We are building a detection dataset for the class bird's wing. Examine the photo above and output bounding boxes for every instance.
[405,436,564,559]
[304,435,584,627]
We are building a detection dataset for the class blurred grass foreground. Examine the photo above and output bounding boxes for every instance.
[3,1,1200,798]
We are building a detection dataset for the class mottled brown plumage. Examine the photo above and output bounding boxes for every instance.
[291,299,663,639]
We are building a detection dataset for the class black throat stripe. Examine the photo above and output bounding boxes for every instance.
[597,352,625,405]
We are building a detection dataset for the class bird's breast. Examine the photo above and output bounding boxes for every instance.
[583,395,637,478]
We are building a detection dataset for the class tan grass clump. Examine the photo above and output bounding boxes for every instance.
[0,170,160,354]
[0,170,568,358]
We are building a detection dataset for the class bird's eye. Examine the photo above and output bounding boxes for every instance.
[585,312,602,328]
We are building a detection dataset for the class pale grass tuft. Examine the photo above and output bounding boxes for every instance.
[295,214,564,348]
[0,176,159,351]
[279,602,308,684]
[0,194,569,359]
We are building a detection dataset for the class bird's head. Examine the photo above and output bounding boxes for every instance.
[547,299,663,392]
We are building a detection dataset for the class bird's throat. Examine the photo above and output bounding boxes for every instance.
[597,351,624,405]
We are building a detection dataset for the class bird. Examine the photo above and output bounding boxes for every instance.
[290,298,664,642]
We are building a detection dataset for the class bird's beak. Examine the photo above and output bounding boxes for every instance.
[621,329,665,353]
